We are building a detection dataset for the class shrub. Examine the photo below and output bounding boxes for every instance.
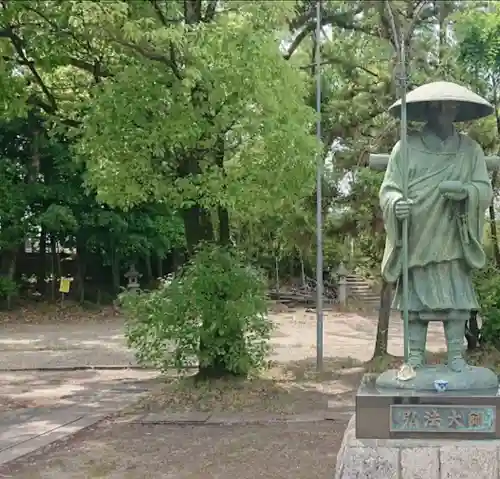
[474,263,500,348]
[0,276,18,308]
[120,244,272,378]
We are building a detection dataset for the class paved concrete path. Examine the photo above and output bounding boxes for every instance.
[0,369,159,410]
[0,319,136,369]
[0,309,446,370]
[0,370,158,466]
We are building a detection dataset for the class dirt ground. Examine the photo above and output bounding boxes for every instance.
[126,358,362,415]
[0,304,447,370]
[0,304,445,414]
[0,419,348,479]
[0,304,456,478]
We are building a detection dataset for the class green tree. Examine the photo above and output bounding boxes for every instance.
[0,1,318,377]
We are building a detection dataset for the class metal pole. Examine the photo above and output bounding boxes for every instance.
[315,0,324,372]
[385,0,412,364]
[399,36,410,363]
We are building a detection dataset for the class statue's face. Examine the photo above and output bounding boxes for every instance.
[427,101,458,127]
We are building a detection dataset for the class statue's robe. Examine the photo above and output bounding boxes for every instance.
[380,126,492,317]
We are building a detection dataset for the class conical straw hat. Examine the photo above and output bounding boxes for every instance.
[388,81,493,122]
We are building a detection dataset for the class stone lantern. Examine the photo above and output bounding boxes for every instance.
[337,261,349,306]
[124,264,141,291]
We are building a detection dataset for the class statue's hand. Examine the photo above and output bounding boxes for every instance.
[439,181,468,201]
[394,199,412,220]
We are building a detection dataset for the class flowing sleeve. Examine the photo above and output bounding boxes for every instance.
[462,142,493,269]
[379,141,404,283]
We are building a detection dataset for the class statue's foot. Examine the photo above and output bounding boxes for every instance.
[407,354,425,369]
[396,363,416,381]
[448,356,468,372]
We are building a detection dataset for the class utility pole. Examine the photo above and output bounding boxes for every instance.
[315,0,324,372]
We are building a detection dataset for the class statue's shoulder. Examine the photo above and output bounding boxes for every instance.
[458,132,483,154]
[389,130,425,156]
[407,129,422,146]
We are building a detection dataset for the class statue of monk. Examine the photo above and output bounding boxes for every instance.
[379,82,493,376]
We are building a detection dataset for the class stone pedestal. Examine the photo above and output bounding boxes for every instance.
[356,374,500,439]
[335,415,500,479]
[335,374,500,478]
[376,364,498,391]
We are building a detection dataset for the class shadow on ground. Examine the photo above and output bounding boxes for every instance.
[0,369,160,414]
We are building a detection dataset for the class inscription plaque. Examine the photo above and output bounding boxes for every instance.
[390,405,496,433]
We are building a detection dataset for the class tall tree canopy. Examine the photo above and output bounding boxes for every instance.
[0,2,499,361]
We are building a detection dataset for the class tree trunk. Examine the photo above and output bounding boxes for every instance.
[37,228,47,295]
[75,239,87,303]
[218,206,230,246]
[0,249,18,309]
[50,235,60,301]
[299,250,306,287]
[373,279,392,358]
[29,114,43,299]
[466,310,480,351]
[275,256,280,297]
[491,82,500,266]
[215,135,230,247]
[6,252,17,310]
[489,171,500,266]
[181,196,225,380]
[182,206,214,255]
[180,144,243,379]
[157,255,163,278]
[111,248,121,294]
[145,254,153,283]
[171,248,184,272]
[437,1,451,66]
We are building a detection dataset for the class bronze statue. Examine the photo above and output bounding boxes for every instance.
[377,81,498,390]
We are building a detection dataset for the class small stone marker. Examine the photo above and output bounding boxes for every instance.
[336,262,349,306]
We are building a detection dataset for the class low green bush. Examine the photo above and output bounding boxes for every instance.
[0,276,18,308]
[120,244,272,378]
[474,263,500,349]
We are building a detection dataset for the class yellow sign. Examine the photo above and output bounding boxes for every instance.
[59,278,71,293]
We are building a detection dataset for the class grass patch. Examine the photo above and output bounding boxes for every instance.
[126,348,500,416]
[467,346,500,373]
[125,357,363,415]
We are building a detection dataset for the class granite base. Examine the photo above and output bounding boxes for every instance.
[335,414,500,479]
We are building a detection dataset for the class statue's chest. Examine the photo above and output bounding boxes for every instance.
[408,149,470,182]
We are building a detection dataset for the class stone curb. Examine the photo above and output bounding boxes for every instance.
[0,390,151,468]
[0,365,158,372]
[0,401,353,468]
[0,412,110,467]
[132,409,354,426]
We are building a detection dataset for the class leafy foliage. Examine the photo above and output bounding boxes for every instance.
[0,277,18,305]
[0,0,500,364]
[474,263,500,348]
[120,245,272,377]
